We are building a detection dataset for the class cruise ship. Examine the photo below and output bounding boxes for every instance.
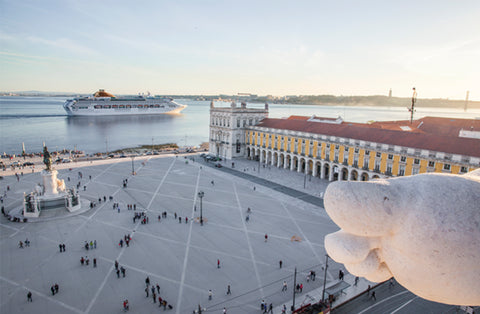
[63,89,187,116]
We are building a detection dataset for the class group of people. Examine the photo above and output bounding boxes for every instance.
[119,234,132,247]
[80,256,96,267]
[58,243,66,252]
[144,277,172,310]
[84,240,97,250]
[260,300,273,313]
[18,238,30,248]
[115,261,126,278]
[50,283,59,295]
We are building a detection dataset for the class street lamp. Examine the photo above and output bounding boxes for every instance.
[198,191,204,225]
[131,156,136,175]
[322,254,330,303]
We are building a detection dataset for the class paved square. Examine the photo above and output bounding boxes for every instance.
[0,155,341,313]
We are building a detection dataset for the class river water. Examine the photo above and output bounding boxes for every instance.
[1,96,478,155]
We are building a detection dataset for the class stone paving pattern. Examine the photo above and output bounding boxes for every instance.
[0,154,469,314]
[0,155,341,313]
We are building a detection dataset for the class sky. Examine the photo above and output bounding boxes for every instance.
[1,0,479,99]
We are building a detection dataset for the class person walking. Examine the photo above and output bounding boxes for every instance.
[93,258,97,267]
[354,276,359,286]
[217,259,220,269]
[371,291,376,301]
[145,287,149,297]
[27,291,32,302]
[121,267,126,277]
[226,285,231,295]
[264,234,268,242]
[282,281,287,291]
[208,290,212,300]
[145,276,150,287]
[279,260,282,268]
[156,284,160,294]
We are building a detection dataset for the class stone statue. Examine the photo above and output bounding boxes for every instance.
[43,146,52,171]
[324,169,480,306]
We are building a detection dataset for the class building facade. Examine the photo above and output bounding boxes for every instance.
[209,101,268,159]
[209,103,480,181]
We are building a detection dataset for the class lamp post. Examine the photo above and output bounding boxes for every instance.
[131,156,135,175]
[322,254,330,303]
[198,191,204,225]
[292,267,297,312]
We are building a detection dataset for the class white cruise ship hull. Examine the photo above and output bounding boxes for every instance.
[63,96,186,116]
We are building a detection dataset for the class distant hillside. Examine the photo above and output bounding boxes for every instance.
[253,95,480,109]
[2,91,478,109]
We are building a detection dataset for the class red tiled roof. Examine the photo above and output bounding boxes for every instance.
[255,116,480,158]
[369,117,480,137]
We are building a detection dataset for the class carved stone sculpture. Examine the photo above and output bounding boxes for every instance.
[324,169,480,306]
[43,146,52,171]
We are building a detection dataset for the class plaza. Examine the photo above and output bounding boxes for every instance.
[0,154,340,313]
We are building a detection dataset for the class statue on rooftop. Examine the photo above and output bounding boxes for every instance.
[43,146,52,171]
[324,169,480,306]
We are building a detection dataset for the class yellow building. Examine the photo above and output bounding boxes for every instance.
[244,115,480,181]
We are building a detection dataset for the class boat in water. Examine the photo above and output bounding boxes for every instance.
[63,89,187,116]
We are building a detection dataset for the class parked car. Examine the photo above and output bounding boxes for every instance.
[62,159,71,163]
[215,163,222,168]
[23,162,34,166]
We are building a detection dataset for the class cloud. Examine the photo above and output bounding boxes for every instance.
[25,36,99,56]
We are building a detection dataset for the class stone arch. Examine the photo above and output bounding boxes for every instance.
[341,167,349,181]
[273,152,278,166]
[307,160,314,175]
[287,155,292,169]
[267,151,272,164]
[261,150,267,163]
[360,172,369,181]
[299,157,306,172]
[279,153,284,168]
[372,174,380,180]
[324,163,330,179]
[350,169,359,181]
[292,156,299,171]
[332,165,340,181]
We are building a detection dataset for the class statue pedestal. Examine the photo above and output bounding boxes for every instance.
[22,168,81,219]
[42,169,59,196]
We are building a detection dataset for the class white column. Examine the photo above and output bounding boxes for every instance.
[312,162,317,177]
[320,164,325,179]
[284,156,288,169]
[329,165,334,181]
[290,158,295,171]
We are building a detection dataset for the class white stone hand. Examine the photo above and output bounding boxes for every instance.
[324,169,480,306]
